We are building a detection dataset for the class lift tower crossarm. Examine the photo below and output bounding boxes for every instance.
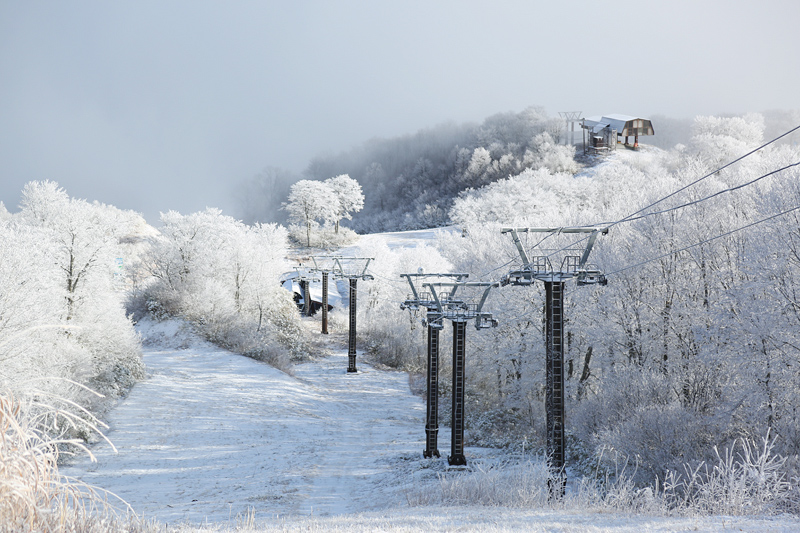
[400,273,469,307]
[423,281,500,330]
[500,227,609,286]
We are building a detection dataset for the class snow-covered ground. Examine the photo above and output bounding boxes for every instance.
[63,230,800,531]
[64,318,440,524]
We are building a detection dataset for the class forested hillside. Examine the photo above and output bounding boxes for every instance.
[237,107,799,235]
[351,112,800,485]
[238,107,575,231]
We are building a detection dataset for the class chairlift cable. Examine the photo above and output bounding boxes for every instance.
[536,125,800,263]
[605,203,800,276]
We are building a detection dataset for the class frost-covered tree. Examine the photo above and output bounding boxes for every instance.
[325,174,364,234]
[4,181,144,425]
[284,180,339,246]
[145,208,303,367]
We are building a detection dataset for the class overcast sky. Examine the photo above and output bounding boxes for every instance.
[1,0,798,225]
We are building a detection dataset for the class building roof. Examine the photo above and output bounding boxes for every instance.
[582,114,654,136]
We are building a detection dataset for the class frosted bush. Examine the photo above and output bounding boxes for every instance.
[288,223,359,249]
[145,209,306,367]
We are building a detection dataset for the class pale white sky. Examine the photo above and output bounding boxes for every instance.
[1,0,798,224]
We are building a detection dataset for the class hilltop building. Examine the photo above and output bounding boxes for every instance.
[582,114,655,154]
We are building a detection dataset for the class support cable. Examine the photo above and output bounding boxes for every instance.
[597,160,800,227]
[606,124,800,228]
[539,128,800,263]
[605,203,800,276]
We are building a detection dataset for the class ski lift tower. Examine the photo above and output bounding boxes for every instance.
[293,266,319,317]
[400,272,469,459]
[500,226,608,495]
[330,257,374,373]
[559,111,583,146]
[310,255,341,335]
[422,281,499,466]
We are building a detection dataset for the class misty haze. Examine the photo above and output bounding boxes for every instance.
[2,2,800,532]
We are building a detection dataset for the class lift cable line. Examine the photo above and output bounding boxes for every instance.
[537,124,800,265]
[605,203,800,277]
[400,276,499,466]
[606,124,800,229]
[596,160,800,227]
[539,155,800,281]
[500,227,609,497]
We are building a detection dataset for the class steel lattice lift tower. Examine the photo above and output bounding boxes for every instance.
[404,280,499,466]
[400,273,469,458]
[500,226,608,495]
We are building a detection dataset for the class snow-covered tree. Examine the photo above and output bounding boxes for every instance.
[145,208,303,367]
[284,180,338,246]
[3,181,144,424]
[325,174,364,234]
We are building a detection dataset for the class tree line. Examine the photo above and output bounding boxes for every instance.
[351,112,800,485]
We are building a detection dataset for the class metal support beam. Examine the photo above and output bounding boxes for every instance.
[424,321,441,458]
[321,271,329,334]
[449,320,467,466]
[545,281,566,496]
[301,280,312,317]
[347,278,358,373]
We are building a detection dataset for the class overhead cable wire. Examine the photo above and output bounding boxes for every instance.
[603,124,800,230]
[605,203,800,276]
[538,125,800,262]
[597,160,800,227]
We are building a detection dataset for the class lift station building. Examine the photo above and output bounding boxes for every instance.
[582,114,654,153]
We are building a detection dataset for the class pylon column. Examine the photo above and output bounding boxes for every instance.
[301,280,312,317]
[321,272,329,334]
[449,319,467,466]
[545,281,566,495]
[347,278,358,373]
[424,321,441,458]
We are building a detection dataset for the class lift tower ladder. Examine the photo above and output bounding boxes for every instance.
[400,273,469,458]
[423,281,499,466]
[500,226,608,496]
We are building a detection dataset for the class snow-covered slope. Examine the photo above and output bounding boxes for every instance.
[62,230,800,531]
[64,318,433,523]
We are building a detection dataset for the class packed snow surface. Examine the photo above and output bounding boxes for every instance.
[65,320,432,523]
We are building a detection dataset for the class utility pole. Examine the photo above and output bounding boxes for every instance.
[422,281,499,466]
[501,227,608,495]
[400,273,469,458]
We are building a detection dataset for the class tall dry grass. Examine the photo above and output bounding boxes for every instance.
[0,392,154,533]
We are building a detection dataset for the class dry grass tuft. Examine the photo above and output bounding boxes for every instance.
[0,392,153,533]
